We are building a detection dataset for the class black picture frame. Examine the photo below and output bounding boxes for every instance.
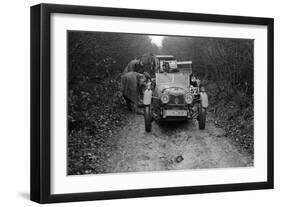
[30,3,274,204]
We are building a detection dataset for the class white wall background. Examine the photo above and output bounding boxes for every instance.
[0,0,279,206]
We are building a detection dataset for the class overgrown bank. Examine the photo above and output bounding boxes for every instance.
[206,81,254,156]
[67,77,129,175]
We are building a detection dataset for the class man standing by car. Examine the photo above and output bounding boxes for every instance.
[121,71,146,114]
[121,55,154,113]
[122,58,144,74]
[123,53,155,75]
[140,53,156,76]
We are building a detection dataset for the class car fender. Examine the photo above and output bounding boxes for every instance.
[200,92,208,108]
[143,89,152,105]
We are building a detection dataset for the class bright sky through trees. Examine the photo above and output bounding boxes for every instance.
[149,35,164,48]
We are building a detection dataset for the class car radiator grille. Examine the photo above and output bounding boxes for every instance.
[168,94,185,104]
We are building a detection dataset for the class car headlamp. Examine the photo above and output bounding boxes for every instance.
[161,94,170,104]
[185,93,193,104]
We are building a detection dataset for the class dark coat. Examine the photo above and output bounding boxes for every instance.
[121,72,145,104]
[121,72,138,104]
[140,54,156,76]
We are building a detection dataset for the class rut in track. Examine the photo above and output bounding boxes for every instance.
[101,112,253,173]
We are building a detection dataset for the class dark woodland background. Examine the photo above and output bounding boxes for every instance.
[67,31,254,175]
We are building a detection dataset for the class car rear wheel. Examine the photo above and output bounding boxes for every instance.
[198,105,206,129]
[144,105,152,132]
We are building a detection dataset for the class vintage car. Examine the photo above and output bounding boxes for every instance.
[143,55,208,132]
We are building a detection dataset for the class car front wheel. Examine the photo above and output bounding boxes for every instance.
[198,105,206,129]
[144,105,152,132]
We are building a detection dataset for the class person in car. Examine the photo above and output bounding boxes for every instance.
[190,74,198,87]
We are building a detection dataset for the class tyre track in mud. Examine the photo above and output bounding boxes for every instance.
[102,112,253,174]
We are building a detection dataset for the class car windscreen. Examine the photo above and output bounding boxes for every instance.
[156,73,189,85]
[159,57,175,61]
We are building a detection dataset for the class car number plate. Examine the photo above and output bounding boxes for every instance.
[164,110,187,117]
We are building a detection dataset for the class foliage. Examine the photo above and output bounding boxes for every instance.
[67,32,254,174]
[161,37,253,93]
[161,36,254,154]
[67,31,159,174]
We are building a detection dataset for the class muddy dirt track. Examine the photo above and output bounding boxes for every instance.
[102,112,253,173]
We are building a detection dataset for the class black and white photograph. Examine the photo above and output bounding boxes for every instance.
[0,0,278,205]
[29,3,274,204]
[67,31,254,175]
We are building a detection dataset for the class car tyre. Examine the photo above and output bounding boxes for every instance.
[198,105,206,129]
[144,105,152,132]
